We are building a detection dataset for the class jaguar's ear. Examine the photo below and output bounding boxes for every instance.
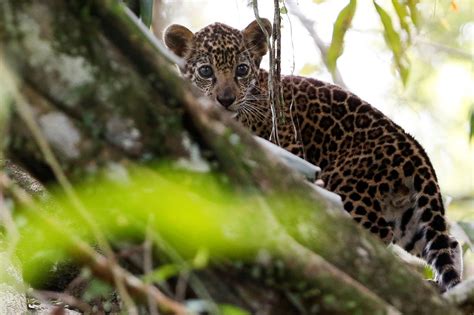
[164,24,194,58]
[242,19,272,58]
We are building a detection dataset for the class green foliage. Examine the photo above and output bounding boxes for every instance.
[299,63,320,76]
[373,1,410,85]
[142,249,208,283]
[139,0,154,28]
[10,164,329,311]
[422,264,434,280]
[322,0,422,86]
[279,1,288,15]
[406,0,420,28]
[391,0,411,40]
[326,0,357,73]
[83,278,115,303]
[220,304,251,315]
[12,165,319,286]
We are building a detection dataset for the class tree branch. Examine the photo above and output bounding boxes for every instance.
[252,0,282,144]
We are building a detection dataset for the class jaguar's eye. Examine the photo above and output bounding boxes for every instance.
[236,64,249,77]
[198,65,213,78]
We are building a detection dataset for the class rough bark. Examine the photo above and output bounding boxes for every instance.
[0,253,27,314]
[0,0,466,314]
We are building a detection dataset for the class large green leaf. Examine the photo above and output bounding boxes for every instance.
[374,1,410,85]
[391,0,411,39]
[326,0,357,73]
[406,0,420,28]
[139,0,153,28]
[143,264,182,283]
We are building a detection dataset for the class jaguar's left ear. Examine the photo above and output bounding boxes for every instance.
[242,19,272,62]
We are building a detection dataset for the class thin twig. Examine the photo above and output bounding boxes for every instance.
[145,222,160,315]
[278,7,306,157]
[252,0,281,145]
[148,230,220,314]
[175,271,189,302]
[273,0,283,124]
[286,0,347,88]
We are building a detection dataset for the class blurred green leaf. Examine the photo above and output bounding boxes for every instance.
[14,165,321,284]
[326,0,357,73]
[299,63,319,76]
[406,0,420,28]
[144,264,182,283]
[391,0,411,39]
[139,0,153,28]
[280,6,288,14]
[422,265,434,279]
[220,304,251,315]
[374,1,410,85]
[193,248,210,269]
[83,278,114,302]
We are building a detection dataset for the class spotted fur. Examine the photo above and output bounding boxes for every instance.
[164,19,463,292]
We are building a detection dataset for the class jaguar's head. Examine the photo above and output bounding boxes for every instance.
[164,19,271,115]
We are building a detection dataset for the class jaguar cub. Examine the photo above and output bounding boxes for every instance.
[164,19,462,291]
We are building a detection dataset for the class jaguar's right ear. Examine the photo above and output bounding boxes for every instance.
[164,24,194,58]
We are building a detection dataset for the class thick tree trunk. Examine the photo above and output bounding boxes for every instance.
[0,0,464,314]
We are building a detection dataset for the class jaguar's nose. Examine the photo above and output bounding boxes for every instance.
[217,94,236,108]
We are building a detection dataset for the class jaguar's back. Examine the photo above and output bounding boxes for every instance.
[164,19,463,292]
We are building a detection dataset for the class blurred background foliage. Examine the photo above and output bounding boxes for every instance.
[11,164,327,314]
[15,165,270,285]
